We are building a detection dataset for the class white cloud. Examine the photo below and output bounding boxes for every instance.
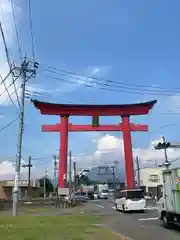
[0,0,22,106]
[0,160,28,180]
[75,134,180,170]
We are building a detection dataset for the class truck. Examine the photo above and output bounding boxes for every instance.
[158,168,180,228]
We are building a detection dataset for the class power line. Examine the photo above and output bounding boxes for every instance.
[0,70,34,105]
[0,117,19,132]
[0,70,23,98]
[0,20,21,110]
[10,0,22,60]
[42,65,180,92]
[28,0,35,61]
[0,74,20,115]
[40,71,179,97]
[0,70,13,85]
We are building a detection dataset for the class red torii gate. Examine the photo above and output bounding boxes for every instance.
[32,100,157,189]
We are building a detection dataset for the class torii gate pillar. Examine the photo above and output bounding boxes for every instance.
[59,115,69,188]
[122,116,134,188]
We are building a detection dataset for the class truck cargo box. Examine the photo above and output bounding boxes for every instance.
[163,168,180,214]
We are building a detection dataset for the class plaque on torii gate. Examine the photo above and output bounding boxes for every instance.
[32,99,157,189]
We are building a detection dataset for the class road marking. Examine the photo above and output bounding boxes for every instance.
[111,206,116,210]
[138,217,159,221]
[96,204,104,208]
[146,207,158,210]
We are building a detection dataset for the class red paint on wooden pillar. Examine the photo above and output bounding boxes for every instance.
[122,116,135,189]
[58,115,68,188]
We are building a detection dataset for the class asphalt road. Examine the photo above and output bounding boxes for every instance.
[90,198,180,240]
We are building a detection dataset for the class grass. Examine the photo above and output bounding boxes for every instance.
[0,214,120,240]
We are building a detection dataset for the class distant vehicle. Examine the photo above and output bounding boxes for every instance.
[65,192,88,203]
[87,190,94,200]
[93,191,98,199]
[73,192,89,202]
[108,189,114,196]
[158,168,180,228]
[115,189,146,212]
[98,189,108,199]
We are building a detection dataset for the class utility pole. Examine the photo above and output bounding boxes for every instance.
[44,168,48,200]
[112,165,116,190]
[73,161,76,193]
[53,155,57,192]
[27,156,32,200]
[21,156,33,201]
[135,156,140,188]
[153,136,171,169]
[12,59,36,216]
[69,151,72,201]
[162,136,169,168]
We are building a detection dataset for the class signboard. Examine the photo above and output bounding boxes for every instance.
[58,187,69,196]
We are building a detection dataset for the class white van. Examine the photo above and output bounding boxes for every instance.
[115,189,146,212]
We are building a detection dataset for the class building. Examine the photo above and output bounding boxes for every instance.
[137,167,165,196]
[0,180,40,200]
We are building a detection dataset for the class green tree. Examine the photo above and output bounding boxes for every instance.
[38,177,54,196]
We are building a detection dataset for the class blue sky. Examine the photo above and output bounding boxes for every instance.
[0,0,180,176]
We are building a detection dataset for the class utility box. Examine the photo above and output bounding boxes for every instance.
[163,168,180,214]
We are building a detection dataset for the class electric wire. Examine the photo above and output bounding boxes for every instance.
[0,74,20,115]
[0,69,23,98]
[41,72,179,97]
[42,65,180,91]
[0,21,21,110]
[0,116,19,132]
[1,71,35,105]
[28,0,35,61]
[10,0,22,60]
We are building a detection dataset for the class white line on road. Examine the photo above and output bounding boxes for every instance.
[96,204,104,208]
[146,206,158,210]
[111,206,116,210]
[138,217,159,221]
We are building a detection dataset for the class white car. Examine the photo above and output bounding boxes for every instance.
[98,190,108,199]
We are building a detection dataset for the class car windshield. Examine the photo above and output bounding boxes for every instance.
[102,189,108,193]
[81,192,87,196]
[126,190,143,199]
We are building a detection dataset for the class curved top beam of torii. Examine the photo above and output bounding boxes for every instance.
[31,99,157,116]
